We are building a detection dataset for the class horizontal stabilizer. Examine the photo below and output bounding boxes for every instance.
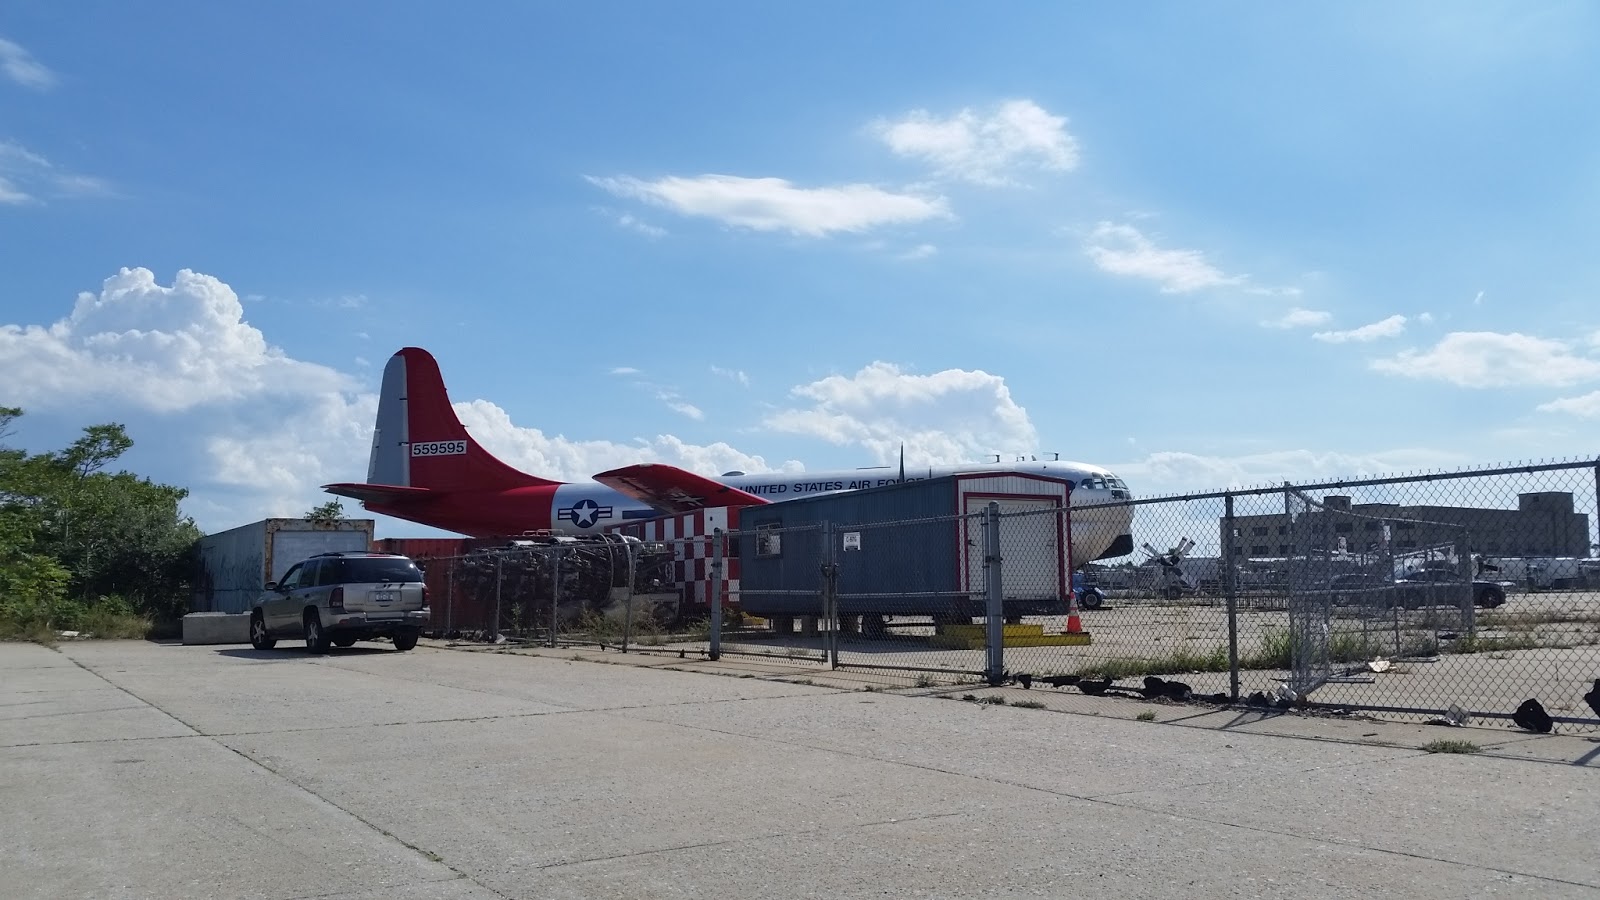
[593,464,769,514]
[322,482,433,506]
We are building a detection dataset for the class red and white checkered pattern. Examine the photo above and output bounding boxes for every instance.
[607,507,741,609]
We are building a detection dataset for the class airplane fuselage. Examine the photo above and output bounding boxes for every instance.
[365,459,1135,566]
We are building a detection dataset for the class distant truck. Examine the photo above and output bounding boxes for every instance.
[193,518,376,614]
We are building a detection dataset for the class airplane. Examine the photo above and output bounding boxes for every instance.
[322,347,1136,564]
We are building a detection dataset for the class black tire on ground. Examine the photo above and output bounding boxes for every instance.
[1476,585,1506,609]
[1079,590,1103,611]
[1163,586,1182,602]
[303,611,330,654]
[333,636,358,648]
[392,631,419,652]
[249,612,276,651]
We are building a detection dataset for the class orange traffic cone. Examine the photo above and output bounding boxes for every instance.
[1064,590,1085,635]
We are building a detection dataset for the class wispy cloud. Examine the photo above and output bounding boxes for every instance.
[711,365,750,387]
[897,243,938,261]
[1538,391,1600,418]
[588,174,949,238]
[617,213,665,239]
[1084,222,1246,294]
[1263,308,1332,329]
[665,401,704,420]
[0,37,54,90]
[1472,290,1485,306]
[609,366,640,376]
[872,99,1079,187]
[1373,332,1600,387]
[1312,315,1407,343]
[0,140,110,204]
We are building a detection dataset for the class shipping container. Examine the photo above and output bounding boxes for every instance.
[192,518,376,614]
[735,473,1074,620]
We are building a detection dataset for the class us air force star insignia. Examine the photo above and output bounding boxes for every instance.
[559,498,613,528]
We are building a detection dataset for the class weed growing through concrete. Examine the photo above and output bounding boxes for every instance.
[1420,739,1481,754]
[1011,700,1045,709]
[1137,710,1157,722]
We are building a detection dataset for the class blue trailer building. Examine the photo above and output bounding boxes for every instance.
[734,472,1076,625]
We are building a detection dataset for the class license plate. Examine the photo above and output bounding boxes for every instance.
[373,591,396,603]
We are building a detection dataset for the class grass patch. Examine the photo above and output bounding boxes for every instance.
[1420,739,1481,754]
[978,695,1006,705]
[1011,700,1045,709]
[1136,710,1157,722]
[1449,632,1540,654]
[1076,645,1230,680]
[914,674,935,688]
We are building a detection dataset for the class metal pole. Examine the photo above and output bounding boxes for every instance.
[823,521,839,669]
[709,530,724,661]
[490,554,502,643]
[1224,494,1240,701]
[984,501,1004,685]
[621,539,635,653]
[445,557,455,637]
[549,549,563,648]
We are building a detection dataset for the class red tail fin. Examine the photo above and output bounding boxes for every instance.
[375,347,561,492]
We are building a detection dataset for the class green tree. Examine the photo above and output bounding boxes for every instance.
[304,499,347,527]
[0,411,202,628]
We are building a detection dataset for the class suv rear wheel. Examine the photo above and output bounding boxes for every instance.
[392,631,419,652]
[304,611,331,654]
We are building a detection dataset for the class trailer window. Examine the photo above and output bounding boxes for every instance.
[756,524,782,558]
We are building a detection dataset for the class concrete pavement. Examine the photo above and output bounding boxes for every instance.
[2,639,1596,899]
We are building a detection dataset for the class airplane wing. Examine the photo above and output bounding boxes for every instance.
[322,482,433,505]
[593,464,770,514]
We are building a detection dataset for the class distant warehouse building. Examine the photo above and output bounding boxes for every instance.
[1222,492,1590,559]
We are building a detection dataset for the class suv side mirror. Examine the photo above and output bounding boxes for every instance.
[264,581,278,592]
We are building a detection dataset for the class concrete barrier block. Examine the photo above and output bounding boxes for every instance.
[182,612,251,645]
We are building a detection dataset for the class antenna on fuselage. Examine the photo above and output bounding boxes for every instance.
[898,444,906,483]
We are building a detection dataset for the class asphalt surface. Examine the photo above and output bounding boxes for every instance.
[3,639,1598,899]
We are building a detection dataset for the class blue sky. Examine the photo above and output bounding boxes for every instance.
[3,2,1599,537]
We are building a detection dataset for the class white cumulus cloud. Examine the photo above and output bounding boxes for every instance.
[1372,332,1600,388]
[873,99,1079,186]
[454,399,799,480]
[588,174,949,237]
[0,36,54,90]
[1312,315,1408,343]
[0,267,351,412]
[1264,308,1333,329]
[763,362,1037,466]
[1084,222,1247,294]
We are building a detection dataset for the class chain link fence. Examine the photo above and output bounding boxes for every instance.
[420,460,1600,731]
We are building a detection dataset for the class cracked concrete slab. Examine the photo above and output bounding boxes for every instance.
[6,640,1596,899]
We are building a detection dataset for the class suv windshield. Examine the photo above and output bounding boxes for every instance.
[325,557,423,584]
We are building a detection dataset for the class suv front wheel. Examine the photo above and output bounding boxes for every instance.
[250,612,276,651]
[304,611,331,654]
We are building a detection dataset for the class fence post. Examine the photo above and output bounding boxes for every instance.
[549,549,561,648]
[490,554,502,644]
[621,539,635,654]
[444,557,455,638]
[984,501,1004,685]
[822,521,839,669]
[709,530,724,661]
[1224,493,1240,702]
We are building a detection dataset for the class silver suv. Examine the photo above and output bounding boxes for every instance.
[249,551,429,653]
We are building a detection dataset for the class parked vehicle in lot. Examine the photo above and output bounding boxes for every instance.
[1072,572,1105,610]
[250,551,429,653]
[1328,572,1394,606]
[1392,567,1510,609]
